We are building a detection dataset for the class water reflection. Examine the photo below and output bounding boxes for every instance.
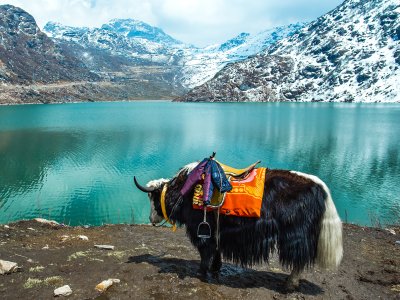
[0,102,399,226]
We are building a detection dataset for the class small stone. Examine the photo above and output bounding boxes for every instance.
[94,245,115,250]
[0,260,18,275]
[4,225,10,229]
[95,279,120,292]
[42,244,49,250]
[385,228,396,235]
[60,235,69,242]
[83,225,89,229]
[395,241,400,245]
[34,218,59,227]
[392,284,400,292]
[78,235,88,241]
[27,227,36,231]
[54,285,72,297]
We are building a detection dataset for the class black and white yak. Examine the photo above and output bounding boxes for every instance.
[134,162,343,290]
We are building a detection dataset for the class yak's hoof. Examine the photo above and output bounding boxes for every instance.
[197,268,208,280]
[211,271,220,281]
[285,280,299,292]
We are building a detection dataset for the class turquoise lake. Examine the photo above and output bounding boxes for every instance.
[0,102,399,226]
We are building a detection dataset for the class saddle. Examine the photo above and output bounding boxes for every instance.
[216,160,261,179]
[194,167,267,218]
[193,158,265,217]
[193,156,265,239]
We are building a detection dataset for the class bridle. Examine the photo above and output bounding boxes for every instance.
[134,176,184,231]
[154,183,183,231]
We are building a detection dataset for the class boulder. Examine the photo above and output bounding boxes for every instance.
[0,260,18,275]
[94,245,115,250]
[95,279,120,292]
[54,285,72,297]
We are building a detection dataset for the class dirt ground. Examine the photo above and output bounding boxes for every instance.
[0,220,399,300]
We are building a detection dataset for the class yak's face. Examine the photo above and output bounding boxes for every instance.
[146,179,169,225]
[134,161,199,225]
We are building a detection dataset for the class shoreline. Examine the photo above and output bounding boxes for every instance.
[0,98,174,106]
[1,82,400,106]
[1,219,399,299]
[0,217,398,229]
[1,99,400,106]
[0,81,184,105]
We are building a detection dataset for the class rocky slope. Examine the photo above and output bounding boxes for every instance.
[0,5,97,84]
[178,23,304,88]
[178,0,400,102]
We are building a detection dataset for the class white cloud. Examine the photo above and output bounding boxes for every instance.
[0,0,344,46]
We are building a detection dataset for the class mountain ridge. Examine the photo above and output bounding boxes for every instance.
[43,19,304,88]
[177,0,400,102]
[2,0,397,103]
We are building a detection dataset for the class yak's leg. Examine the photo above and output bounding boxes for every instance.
[286,268,301,290]
[197,243,215,278]
[210,250,222,279]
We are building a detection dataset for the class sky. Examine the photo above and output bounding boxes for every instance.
[0,0,344,46]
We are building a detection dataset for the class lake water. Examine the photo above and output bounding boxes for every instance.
[0,102,399,226]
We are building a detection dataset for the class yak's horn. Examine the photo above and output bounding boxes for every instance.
[134,176,155,193]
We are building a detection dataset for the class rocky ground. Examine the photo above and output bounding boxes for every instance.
[0,220,399,299]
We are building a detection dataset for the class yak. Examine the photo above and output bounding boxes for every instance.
[134,161,343,290]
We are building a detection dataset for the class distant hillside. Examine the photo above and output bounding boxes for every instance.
[0,6,185,104]
[178,23,305,88]
[42,18,187,97]
[0,5,97,84]
[178,0,400,102]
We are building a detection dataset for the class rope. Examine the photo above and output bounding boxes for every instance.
[159,184,185,231]
[160,184,176,231]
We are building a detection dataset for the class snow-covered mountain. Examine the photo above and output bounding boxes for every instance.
[0,5,302,103]
[178,23,304,88]
[44,20,304,88]
[44,19,183,65]
[178,0,400,102]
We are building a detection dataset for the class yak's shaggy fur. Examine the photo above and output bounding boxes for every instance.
[143,162,343,284]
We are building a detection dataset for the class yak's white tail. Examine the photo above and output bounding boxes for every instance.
[290,171,343,269]
[316,186,343,269]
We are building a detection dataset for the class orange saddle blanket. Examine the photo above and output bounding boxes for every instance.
[193,167,266,218]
